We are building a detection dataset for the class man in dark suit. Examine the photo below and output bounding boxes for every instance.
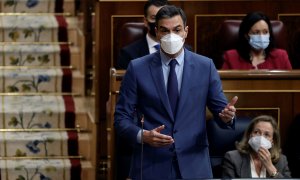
[117,0,168,70]
[114,5,238,179]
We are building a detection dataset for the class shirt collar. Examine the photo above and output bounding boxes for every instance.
[160,49,185,66]
[146,33,159,49]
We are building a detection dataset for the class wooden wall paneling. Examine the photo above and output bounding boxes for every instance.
[278,14,300,69]
[224,92,294,147]
[195,14,244,69]
[235,108,280,123]
[95,2,146,179]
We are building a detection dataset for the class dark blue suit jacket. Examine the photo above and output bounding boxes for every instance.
[114,49,233,179]
[117,37,149,70]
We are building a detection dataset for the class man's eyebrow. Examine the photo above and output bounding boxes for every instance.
[158,25,168,29]
[174,25,182,29]
[158,25,182,29]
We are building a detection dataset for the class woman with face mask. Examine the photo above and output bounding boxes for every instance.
[221,12,292,70]
[222,115,291,178]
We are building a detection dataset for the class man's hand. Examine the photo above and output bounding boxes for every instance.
[143,125,174,147]
[219,96,238,123]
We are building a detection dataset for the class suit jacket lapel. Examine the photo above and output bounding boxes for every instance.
[241,154,252,177]
[176,50,194,116]
[149,52,174,121]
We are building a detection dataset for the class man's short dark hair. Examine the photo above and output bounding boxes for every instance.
[155,5,187,27]
[144,0,168,17]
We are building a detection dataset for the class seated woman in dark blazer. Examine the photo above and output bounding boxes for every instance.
[222,12,292,70]
[222,115,291,178]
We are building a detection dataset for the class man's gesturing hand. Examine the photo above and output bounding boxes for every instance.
[219,96,238,123]
[143,125,174,147]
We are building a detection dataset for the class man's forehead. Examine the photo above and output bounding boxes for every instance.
[157,16,184,28]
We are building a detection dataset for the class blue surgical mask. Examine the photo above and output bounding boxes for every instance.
[249,34,270,50]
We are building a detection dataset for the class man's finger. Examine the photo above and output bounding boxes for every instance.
[228,96,238,106]
[154,125,165,132]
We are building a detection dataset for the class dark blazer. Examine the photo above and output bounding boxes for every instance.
[222,150,291,178]
[114,49,233,179]
[117,37,149,69]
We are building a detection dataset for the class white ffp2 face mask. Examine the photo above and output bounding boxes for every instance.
[160,33,184,55]
[248,135,272,152]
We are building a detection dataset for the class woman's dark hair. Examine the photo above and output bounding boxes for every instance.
[155,5,187,27]
[237,11,275,61]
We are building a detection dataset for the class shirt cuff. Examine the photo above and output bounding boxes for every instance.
[226,116,235,125]
[137,129,142,144]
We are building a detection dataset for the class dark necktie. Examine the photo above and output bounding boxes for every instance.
[167,59,179,116]
[154,44,160,50]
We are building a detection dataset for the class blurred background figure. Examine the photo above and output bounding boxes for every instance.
[117,0,168,69]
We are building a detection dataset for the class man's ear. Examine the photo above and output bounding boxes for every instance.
[143,17,148,28]
[155,27,159,39]
[184,26,189,38]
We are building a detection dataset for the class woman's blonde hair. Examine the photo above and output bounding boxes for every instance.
[236,115,281,163]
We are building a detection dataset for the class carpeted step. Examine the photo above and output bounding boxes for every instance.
[1,68,72,93]
[1,44,70,66]
[0,96,76,129]
[0,159,82,179]
[0,15,68,42]
[0,95,91,131]
[0,0,76,14]
[0,131,79,157]
[0,1,95,179]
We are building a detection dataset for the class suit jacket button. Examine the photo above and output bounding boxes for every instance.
[173,130,177,134]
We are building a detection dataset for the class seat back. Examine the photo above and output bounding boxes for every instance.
[119,22,147,49]
[218,19,287,52]
[207,116,252,178]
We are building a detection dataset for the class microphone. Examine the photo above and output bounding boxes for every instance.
[140,114,144,180]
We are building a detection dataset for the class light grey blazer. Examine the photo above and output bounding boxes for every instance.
[222,150,291,178]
